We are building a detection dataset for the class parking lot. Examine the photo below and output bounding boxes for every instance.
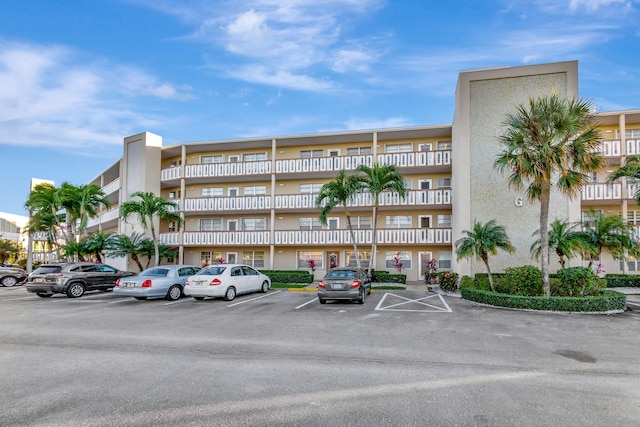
[1,285,640,426]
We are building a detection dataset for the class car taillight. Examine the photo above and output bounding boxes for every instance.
[350,280,361,289]
[318,280,325,288]
[210,278,221,286]
[141,279,152,288]
[185,279,190,286]
[115,279,121,287]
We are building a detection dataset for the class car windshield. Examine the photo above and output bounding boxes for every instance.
[199,266,226,276]
[139,268,169,277]
[325,270,356,279]
[32,265,63,274]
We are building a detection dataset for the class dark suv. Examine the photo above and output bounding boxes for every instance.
[26,262,136,298]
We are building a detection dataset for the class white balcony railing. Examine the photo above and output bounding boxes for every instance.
[101,178,120,195]
[275,155,372,174]
[184,161,271,179]
[86,207,120,228]
[179,196,271,212]
[161,166,182,181]
[159,228,452,247]
[582,183,622,201]
[627,139,640,155]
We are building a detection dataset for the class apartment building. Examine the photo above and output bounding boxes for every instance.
[83,60,640,281]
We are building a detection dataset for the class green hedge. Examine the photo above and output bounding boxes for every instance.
[374,271,406,284]
[460,287,626,312]
[605,275,640,288]
[260,270,313,284]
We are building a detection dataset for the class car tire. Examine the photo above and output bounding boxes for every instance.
[1,276,18,287]
[261,281,269,293]
[166,285,182,301]
[66,282,85,298]
[134,297,147,300]
[193,297,205,301]
[224,286,236,301]
[36,293,51,298]
[318,297,327,304]
[357,287,365,304]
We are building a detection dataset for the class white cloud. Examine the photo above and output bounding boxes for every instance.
[343,116,411,130]
[229,65,333,91]
[568,0,635,13]
[0,41,193,150]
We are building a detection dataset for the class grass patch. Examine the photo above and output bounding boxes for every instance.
[271,283,309,289]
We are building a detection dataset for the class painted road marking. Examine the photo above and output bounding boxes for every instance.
[295,297,318,309]
[226,290,282,307]
[375,292,452,313]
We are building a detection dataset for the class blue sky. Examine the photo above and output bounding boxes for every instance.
[1,0,639,216]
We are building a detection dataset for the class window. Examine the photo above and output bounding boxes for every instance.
[200,219,222,231]
[385,251,412,269]
[419,216,431,228]
[202,187,223,197]
[386,215,412,228]
[243,186,266,195]
[627,211,640,225]
[328,149,340,157]
[438,215,452,228]
[347,147,372,155]
[169,160,181,167]
[437,141,452,150]
[300,183,323,193]
[581,210,602,228]
[438,178,451,188]
[299,217,322,230]
[243,251,265,268]
[586,173,598,183]
[300,149,323,158]
[327,217,339,229]
[419,180,432,190]
[241,218,266,230]
[418,143,432,152]
[201,155,224,163]
[346,251,370,268]
[243,152,268,161]
[618,129,640,139]
[298,251,323,269]
[403,179,412,189]
[228,155,239,163]
[385,143,413,153]
[353,216,371,229]
[169,191,178,199]
[200,251,222,266]
[438,251,452,270]
[168,221,177,232]
[228,188,239,197]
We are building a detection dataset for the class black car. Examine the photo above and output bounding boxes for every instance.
[317,267,372,304]
[0,266,28,287]
[26,262,136,298]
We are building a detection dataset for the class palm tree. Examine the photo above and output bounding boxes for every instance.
[119,191,183,267]
[24,183,70,245]
[494,94,602,297]
[0,239,21,265]
[61,183,110,236]
[356,163,407,277]
[575,209,638,268]
[455,219,515,292]
[315,170,364,268]
[83,231,115,263]
[60,239,89,262]
[530,219,592,269]
[106,232,152,272]
[606,154,640,203]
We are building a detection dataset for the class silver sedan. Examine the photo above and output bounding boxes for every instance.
[113,265,201,301]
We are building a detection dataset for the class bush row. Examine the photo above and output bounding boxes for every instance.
[260,270,313,284]
[460,287,626,312]
[604,275,640,288]
[374,271,406,284]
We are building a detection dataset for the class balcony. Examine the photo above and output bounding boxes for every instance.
[180,196,271,213]
[582,183,621,201]
[101,178,120,195]
[159,228,452,247]
[627,139,640,155]
[85,207,120,229]
[185,161,271,179]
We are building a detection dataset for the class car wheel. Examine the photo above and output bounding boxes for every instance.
[357,287,365,304]
[66,283,85,298]
[134,297,147,300]
[1,276,18,287]
[224,286,236,301]
[318,297,327,304]
[36,293,52,298]
[261,281,269,293]
[166,285,182,301]
[193,297,205,301]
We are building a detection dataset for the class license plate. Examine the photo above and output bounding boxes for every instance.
[332,284,343,290]
[35,278,46,283]
[124,283,136,288]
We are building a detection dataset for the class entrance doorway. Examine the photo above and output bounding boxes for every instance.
[327,252,340,269]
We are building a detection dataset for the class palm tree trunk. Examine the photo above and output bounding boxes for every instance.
[482,251,495,291]
[540,188,551,297]
[149,216,160,266]
[345,213,361,268]
[368,203,378,278]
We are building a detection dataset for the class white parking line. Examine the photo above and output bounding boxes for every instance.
[164,298,193,306]
[295,297,318,309]
[375,293,452,313]
[107,298,134,304]
[226,290,282,307]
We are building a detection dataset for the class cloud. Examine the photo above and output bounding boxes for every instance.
[343,116,411,130]
[0,41,193,150]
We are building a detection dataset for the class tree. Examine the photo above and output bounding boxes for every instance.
[0,239,21,265]
[61,183,110,237]
[24,183,70,245]
[60,239,89,262]
[494,94,602,297]
[315,170,364,268]
[455,219,515,292]
[119,191,183,267]
[606,154,640,203]
[83,231,115,263]
[530,219,592,269]
[106,233,152,272]
[575,209,638,269]
[356,163,407,277]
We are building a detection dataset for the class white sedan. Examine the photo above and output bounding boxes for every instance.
[184,264,271,301]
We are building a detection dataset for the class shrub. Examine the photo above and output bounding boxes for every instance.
[459,275,475,289]
[461,287,626,312]
[555,267,603,297]
[502,265,543,296]
[374,271,406,284]
[437,271,459,292]
[260,270,313,284]
[605,275,640,288]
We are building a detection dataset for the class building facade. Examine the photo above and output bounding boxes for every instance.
[83,61,640,281]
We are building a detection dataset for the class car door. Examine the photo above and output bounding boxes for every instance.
[242,266,261,291]
[229,266,245,293]
[79,264,100,289]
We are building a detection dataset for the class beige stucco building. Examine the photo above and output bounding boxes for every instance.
[80,61,640,281]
